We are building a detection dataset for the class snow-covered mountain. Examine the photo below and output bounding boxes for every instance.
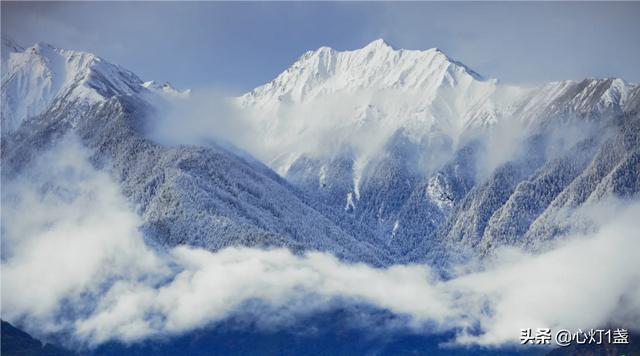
[238,39,639,263]
[0,37,392,266]
[0,38,193,136]
[239,39,503,173]
[239,39,634,171]
[0,39,148,134]
[2,37,639,268]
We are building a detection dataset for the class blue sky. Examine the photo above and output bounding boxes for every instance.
[2,2,640,93]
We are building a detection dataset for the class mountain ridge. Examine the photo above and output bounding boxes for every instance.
[1,36,190,135]
[2,37,639,269]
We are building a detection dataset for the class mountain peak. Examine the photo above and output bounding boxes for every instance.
[239,40,501,175]
[143,80,191,98]
[363,38,392,50]
[31,41,56,50]
[26,42,63,59]
[1,41,145,134]
[243,40,491,106]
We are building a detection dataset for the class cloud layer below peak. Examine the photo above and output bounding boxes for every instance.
[1,136,639,350]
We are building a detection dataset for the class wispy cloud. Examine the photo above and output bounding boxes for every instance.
[1,136,639,349]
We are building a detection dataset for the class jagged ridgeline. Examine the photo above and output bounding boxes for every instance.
[2,37,639,268]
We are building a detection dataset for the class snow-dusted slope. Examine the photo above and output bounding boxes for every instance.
[511,78,632,126]
[0,38,146,134]
[2,37,638,268]
[237,39,638,264]
[239,40,634,171]
[0,37,192,135]
[242,39,491,104]
[1,38,392,266]
[239,39,503,173]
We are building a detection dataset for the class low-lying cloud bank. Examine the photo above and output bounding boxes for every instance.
[1,137,639,350]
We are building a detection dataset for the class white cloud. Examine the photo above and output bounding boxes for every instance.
[0,137,166,335]
[450,200,640,345]
[1,136,639,350]
[147,88,465,181]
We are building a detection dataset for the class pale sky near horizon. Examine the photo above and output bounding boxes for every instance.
[2,2,640,93]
